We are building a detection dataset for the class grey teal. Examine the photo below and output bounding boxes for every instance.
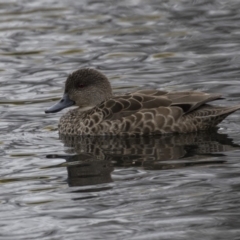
[45,68,240,136]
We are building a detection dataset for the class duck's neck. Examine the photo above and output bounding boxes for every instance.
[78,105,95,112]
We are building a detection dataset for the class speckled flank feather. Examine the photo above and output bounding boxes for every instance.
[58,85,240,136]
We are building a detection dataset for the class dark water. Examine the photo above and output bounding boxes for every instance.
[1,0,240,239]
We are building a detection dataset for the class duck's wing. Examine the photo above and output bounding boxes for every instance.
[166,91,223,114]
[133,90,223,114]
[134,89,168,97]
[97,93,172,120]
[98,91,222,121]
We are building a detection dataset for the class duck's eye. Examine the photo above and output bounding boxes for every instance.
[78,84,85,89]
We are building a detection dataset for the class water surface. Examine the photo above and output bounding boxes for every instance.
[1,0,240,239]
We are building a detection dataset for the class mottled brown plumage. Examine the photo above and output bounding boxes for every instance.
[45,68,240,136]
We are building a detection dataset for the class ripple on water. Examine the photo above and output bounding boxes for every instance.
[1,0,240,239]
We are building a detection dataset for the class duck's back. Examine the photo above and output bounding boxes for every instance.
[59,90,240,136]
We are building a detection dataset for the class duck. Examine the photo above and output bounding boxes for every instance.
[45,68,240,136]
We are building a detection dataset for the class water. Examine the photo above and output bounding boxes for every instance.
[1,0,240,239]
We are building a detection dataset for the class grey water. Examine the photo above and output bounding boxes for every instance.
[1,0,240,239]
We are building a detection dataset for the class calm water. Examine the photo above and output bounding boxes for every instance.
[1,0,240,239]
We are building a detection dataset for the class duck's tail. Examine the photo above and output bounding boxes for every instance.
[211,105,240,126]
[185,104,240,131]
[216,105,240,125]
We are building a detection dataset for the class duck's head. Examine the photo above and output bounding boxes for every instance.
[45,68,113,113]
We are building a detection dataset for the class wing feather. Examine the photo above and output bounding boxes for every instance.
[97,91,223,122]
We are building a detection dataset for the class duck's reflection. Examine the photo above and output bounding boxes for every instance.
[47,130,239,187]
[65,153,114,187]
